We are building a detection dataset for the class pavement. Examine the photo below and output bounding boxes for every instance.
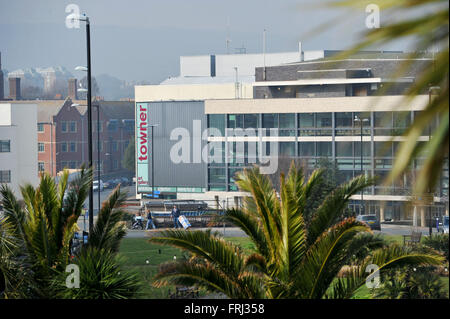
[123,223,441,239]
[76,187,442,239]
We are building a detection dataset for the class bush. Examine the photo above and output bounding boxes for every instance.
[373,266,448,299]
[423,234,449,262]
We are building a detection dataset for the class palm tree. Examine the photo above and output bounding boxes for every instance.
[54,183,141,299]
[330,0,449,197]
[0,167,140,299]
[150,163,443,298]
[0,167,91,298]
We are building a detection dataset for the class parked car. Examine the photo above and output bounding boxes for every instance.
[103,179,117,189]
[93,180,104,192]
[121,177,130,186]
[356,214,381,231]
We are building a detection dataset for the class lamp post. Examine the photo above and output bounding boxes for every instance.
[93,104,101,212]
[73,102,101,213]
[427,86,440,235]
[354,115,369,215]
[72,13,93,233]
[149,124,159,198]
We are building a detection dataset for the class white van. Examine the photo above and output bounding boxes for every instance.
[93,180,104,192]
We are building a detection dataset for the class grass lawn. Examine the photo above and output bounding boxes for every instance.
[119,236,257,298]
[119,237,182,298]
[119,234,449,299]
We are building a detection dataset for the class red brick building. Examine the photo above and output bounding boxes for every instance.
[37,98,134,178]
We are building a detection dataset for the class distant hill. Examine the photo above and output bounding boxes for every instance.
[96,73,150,100]
[3,66,148,100]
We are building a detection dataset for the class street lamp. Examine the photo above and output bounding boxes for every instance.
[427,86,440,235]
[73,102,101,214]
[354,115,369,215]
[72,12,94,233]
[149,124,159,199]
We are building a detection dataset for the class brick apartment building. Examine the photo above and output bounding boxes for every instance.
[37,97,135,178]
[0,73,135,179]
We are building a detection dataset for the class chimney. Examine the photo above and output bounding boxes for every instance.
[0,52,4,100]
[9,77,21,100]
[68,78,78,100]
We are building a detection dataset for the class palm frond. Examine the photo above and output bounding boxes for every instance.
[307,175,374,247]
[87,185,127,253]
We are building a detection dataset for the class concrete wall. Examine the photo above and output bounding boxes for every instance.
[0,103,38,198]
[135,83,253,102]
[180,55,213,77]
[205,95,429,114]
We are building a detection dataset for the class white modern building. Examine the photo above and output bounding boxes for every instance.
[0,102,39,198]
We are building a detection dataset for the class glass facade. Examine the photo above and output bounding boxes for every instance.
[206,111,448,215]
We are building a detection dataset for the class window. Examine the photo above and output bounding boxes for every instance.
[69,142,76,152]
[123,119,134,132]
[69,121,77,133]
[279,114,295,129]
[94,120,103,132]
[0,170,11,183]
[279,142,295,156]
[316,113,332,128]
[95,160,103,172]
[262,114,278,128]
[299,142,315,157]
[95,140,103,152]
[61,142,67,152]
[317,142,332,157]
[61,121,68,133]
[393,111,411,128]
[208,114,225,136]
[111,141,118,152]
[113,159,119,170]
[38,143,45,153]
[38,162,45,172]
[107,119,118,132]
[374,112,392,128]
[69,161,77,169]
[37,123,44,132]
[0,140,11,152]
[227,114,244,129]
[208,167,226,184]
[299,113,314,128]
[336,142,353,157]
[354,142,371,157]
[335,112,353,128]
[374,141,392,158]
[244,114,258,129]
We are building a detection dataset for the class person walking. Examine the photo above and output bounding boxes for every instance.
[171,205,181,229]
[145,205,156,230]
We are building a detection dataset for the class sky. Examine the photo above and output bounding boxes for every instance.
[0,0,418,83]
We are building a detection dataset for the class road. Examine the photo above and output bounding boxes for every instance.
[76,189,442,238]
[124,223,442,239]
[77,185,135,231]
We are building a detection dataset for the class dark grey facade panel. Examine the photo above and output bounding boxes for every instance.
[255,59,432,82]
[149,101,206,189]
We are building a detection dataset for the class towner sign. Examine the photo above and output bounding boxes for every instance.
[136,103,150,192]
